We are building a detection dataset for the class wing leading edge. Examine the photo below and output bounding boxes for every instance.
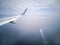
[0,8,28,26]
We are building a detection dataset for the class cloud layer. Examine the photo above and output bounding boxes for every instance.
[0,0,60,9]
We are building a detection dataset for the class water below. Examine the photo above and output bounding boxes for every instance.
[0,14,60,45]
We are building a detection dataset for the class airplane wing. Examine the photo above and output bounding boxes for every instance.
[0,8,28,26]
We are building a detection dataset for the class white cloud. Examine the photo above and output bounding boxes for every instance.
[0,0,60,9]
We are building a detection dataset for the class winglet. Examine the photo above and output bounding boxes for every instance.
[21,8,28,15]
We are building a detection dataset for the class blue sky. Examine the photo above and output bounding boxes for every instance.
[0,0,60,15]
